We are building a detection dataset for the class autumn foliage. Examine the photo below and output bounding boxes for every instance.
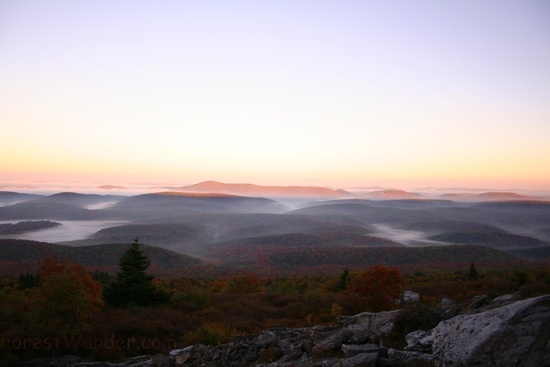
[345,265,404,312]
[26,256,103,337]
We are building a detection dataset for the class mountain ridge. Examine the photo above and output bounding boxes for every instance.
[166,180,353,198]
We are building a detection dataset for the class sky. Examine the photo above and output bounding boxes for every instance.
[1,1,549,190]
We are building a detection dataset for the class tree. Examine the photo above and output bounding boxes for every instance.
[346,265,403,312]
[335,267,350,292]
[465,262,480,281]
[25,256,103,337]
[103,239,172,307]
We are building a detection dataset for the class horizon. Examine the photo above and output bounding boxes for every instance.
[2,177,550,197]
[2,1,550,191]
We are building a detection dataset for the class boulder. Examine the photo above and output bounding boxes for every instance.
[432,295,550,367]
[405,330,433,353]
[403,291,421,303]
[341,343,387,358]
[388,349,435,367]
[339,352,379,367]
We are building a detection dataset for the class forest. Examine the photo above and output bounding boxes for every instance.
[1,241,549,364]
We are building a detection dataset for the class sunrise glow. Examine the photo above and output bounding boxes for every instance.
[1,1,549,191]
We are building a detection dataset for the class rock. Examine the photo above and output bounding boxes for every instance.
[405,330,433,352]
[432,295,550,367]
[465,294,490,310]
[339,352,378,367]
[338,310,399,344]
[170,346,193,365]
[53,355,82,366]
[341,344,387,358]
[151,354,170,367]
[121,355,152,367]
[388,349,435,367]
[491,293,519,306]
[311,329,349,358]
[404,291,421,303]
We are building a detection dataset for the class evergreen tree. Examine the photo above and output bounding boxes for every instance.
[465,262,480,281]
[103,239,172,307]
[335,267,350,292]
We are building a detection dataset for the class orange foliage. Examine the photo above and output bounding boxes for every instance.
[26,256,104,338]
[346,265,403,312]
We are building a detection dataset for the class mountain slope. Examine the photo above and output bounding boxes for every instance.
[0,239,209,276]
[170,181,351,198]
[440,192,542,202]
[0,191,43,206]
[106,192,288,220]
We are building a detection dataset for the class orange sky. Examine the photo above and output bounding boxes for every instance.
[1,1,549,191]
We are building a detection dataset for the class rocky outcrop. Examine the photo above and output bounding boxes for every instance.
[20,295,550,367]
[431,294,550,367]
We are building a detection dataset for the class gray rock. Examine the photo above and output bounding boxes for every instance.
[491,293,518,305]
[405,330,433,352]
[388,349,435,367]
[465,294,490,310]
[311,329,350,358]
[339,352,378,367]
[170,345,193,365]
[150,354,169,367]
[432,295,550,367]
[404,291,421,303]
[341,344,386,358]
[338,310,399,344]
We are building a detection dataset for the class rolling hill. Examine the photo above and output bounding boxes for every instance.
[25,192,125,208]
[168,181,352,199]
[359,190,424,200]
[1,187,549,273]
[0,191,43,206]
[0,239,209,277]
[0,201,110,221]
[0,239,524,277]
[439,192,543,202]
[104,192,288,220]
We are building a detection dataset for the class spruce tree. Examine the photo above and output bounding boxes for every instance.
[104,238,172,307]
[465,262,480,281]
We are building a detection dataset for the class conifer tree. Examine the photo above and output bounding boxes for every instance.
[104,238,172,307]
[465,262,480,281]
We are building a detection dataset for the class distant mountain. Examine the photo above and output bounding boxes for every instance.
[107,191,288,219]
[0,239,210,277]
[0,191,43,206]
[169,181,352,198]
[28,192,125,208]
[0,221,61,235]
[359,190,424,200]
[428,232,549,250]
[98,185,128,190]
[0,201,108,221]
[440,191,541,202]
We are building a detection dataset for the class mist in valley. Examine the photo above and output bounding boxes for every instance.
[369,223,451,247]
[0,220,129,244]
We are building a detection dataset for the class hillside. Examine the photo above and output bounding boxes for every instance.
[440,192,542,202]
[0,191,43,206]
[0,239,209,276]
[26,192,125,208]
[359,190,424,200]
[0,238,524,277]
[0,220,61,235]
[0,201,111,221]
[169,181,351,199]
[104,192,288,220]
[428,232,549,250]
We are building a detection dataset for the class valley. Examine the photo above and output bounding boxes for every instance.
[1,182,549,277]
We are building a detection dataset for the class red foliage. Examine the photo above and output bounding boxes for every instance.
[345,265,403,312]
